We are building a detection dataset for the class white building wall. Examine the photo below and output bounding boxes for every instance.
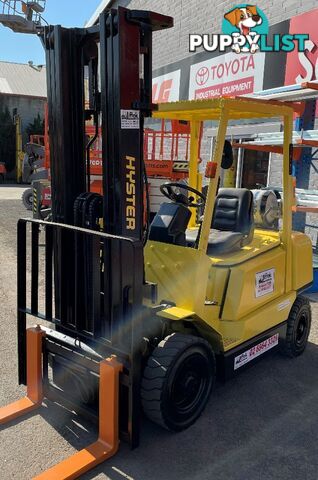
[111,0,318,70]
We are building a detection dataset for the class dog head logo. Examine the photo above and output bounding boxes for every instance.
[222,4,268,53]
[189,5,307,55]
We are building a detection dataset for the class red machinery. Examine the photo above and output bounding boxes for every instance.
[32,117,203,218]
[144,119,202,179]
[0,162,6,182]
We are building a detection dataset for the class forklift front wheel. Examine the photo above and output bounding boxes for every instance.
[280,296,311,358]
[141,333,215,432]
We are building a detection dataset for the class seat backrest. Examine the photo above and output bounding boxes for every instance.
[212,188,254,235]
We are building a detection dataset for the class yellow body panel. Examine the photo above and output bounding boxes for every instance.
[291,232,313,289]
[145,241,212,315]
[145,227,312,352]
[221,246,286,321]
[145,98,313,354]
[219,292,297,351]
[196,229,281,266]
[158,307,195,320]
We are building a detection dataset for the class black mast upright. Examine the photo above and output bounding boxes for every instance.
[40,8,173,448]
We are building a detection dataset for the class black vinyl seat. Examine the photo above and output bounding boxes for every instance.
[186,188,254,254]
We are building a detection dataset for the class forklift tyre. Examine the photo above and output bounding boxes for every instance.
[22,188,33,211]
[280,296,311,358]
[141,333,215,432]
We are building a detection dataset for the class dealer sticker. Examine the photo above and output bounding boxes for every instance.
[234,333,279,370]
[121,109,140,129]
[255,268,275,298]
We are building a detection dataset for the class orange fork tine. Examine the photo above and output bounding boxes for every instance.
[0,326,44,425]
[33,357,123,480]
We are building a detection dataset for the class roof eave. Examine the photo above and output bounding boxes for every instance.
[85,0,116,27]
[0,92,47,100]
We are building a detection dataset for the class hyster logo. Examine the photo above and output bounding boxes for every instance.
[126,155,136,231]
[189,4,308,54]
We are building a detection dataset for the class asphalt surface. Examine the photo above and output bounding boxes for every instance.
[0,185,318,480]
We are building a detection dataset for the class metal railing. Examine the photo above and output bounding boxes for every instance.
[0,0,46,25]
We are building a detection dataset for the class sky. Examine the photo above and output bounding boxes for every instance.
[0,0,102,65]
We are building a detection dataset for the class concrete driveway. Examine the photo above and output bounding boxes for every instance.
[0,184,29,200]
[0,193,317,480]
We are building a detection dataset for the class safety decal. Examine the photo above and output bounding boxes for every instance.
[234,333,279,370]
[255,268,275,298]
[120,110,140,129]
[278,299,291,311]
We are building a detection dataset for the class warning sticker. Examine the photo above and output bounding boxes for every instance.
[255,268,275,298]
[121,110,140,129]
[278,299,291,311]
[234,333,279,370]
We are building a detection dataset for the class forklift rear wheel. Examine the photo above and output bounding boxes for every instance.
[280,296,311,358]
[141,333,215,432]
[22,188,33,211]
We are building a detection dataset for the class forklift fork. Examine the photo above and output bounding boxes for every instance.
[0,327,43,424]
[0,327,123,480]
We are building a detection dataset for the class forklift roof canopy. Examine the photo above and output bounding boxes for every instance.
[153,97,295,121]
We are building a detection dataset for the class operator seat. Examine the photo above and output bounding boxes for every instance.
[187,188,254,254]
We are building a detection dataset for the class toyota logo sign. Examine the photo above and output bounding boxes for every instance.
[196,66,210,86]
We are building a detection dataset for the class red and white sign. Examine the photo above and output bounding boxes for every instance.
[42,187,51,207]
[285,8,318,86]
[255,268,275,298]
[152,70,181,104]
[234,333,279,370]
[189,51,265,100]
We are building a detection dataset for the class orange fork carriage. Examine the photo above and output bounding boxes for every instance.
[0,327,123,480]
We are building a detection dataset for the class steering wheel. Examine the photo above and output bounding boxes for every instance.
[160,182,206,208]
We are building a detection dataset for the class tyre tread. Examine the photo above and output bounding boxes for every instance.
[141,333,215,431]
[280,296,311,358]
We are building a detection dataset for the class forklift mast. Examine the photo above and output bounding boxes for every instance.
[41,6,172,330]
[44,8,170,238]
[13,7,173,450]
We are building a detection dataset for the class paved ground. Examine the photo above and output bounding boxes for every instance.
[0,185,317,480]
[0,184,30,200]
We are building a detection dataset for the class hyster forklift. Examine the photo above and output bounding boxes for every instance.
[0,6,313,480]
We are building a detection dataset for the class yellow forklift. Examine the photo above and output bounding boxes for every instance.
[0,7,313,480]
